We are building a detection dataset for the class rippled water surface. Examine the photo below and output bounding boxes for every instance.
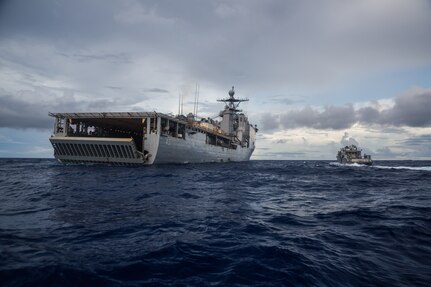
[1,159,430,286]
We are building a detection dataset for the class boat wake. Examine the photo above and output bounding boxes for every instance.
[330,162,431,171]
[373,165,431,171]
[329,162,368,168]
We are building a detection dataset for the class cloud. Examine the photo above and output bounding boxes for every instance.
[145,88,170,93]
[261,88,431,131]
[399,134,431,157]
[253,151,306,159]
[0,0,430,159]
[1,0,431,93]
[373,146,397,158]
[261,113,280,131]
[340,132,359,146]
[57,52,131,64]
[0,88,114,129]
[273,139,290,144]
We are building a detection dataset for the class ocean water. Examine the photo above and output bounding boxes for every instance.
[1,159,430,287]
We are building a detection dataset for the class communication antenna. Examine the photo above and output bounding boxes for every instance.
[178,93,181,115]
[193,83,198,117]
[196,84,200,119]
[181,93,184,115]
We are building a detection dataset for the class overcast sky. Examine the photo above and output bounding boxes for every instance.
[0,0,430,159]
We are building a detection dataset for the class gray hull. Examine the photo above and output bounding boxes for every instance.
[49,126,255,165]
[155,133,254,164]
[48,86,258,166]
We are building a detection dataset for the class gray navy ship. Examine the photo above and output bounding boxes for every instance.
[337,145,373,165]
[49,87,257,165]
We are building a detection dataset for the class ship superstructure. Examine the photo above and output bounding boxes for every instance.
[336,145,373,165]
[49,87,257,165]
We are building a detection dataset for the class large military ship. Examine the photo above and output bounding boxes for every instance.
[49,87,257,165]
[336,145,373,165]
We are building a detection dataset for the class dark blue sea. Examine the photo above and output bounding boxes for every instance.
[1,159,430,287]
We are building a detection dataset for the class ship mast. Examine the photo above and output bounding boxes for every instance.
[217,86,248,112]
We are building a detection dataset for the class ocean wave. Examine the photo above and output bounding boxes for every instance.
[1,159,431,286]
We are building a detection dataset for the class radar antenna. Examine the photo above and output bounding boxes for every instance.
[217,86,248,111]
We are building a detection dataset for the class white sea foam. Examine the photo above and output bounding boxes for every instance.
[329,162,430,171]
[329,162,367,168]
[373,165,431,171]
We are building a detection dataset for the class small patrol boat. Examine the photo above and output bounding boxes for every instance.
[336,145,373,165]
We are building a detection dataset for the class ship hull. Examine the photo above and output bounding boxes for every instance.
[154,133,254,164]
[48,89,257,166]
[49,122,255,165]
[50,134,254,165]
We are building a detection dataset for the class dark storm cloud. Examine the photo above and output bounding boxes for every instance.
[374,146,397,158]
[106,86,123,90]
[57,52,131,64]
[399,134,431,157]
[261,113,280,131]
[262,105,355,131]
[0,89,114,129]
[2,0,431,91]
[1,0,431,134]
[145,88,169,93]
[402,134,431,146]
[381,90,431,127]
[261,90,431,131]
[357,90,431,127]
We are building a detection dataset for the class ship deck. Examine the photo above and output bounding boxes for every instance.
[49,112,232,140]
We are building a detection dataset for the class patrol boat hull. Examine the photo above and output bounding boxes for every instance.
[336,145,373,165]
